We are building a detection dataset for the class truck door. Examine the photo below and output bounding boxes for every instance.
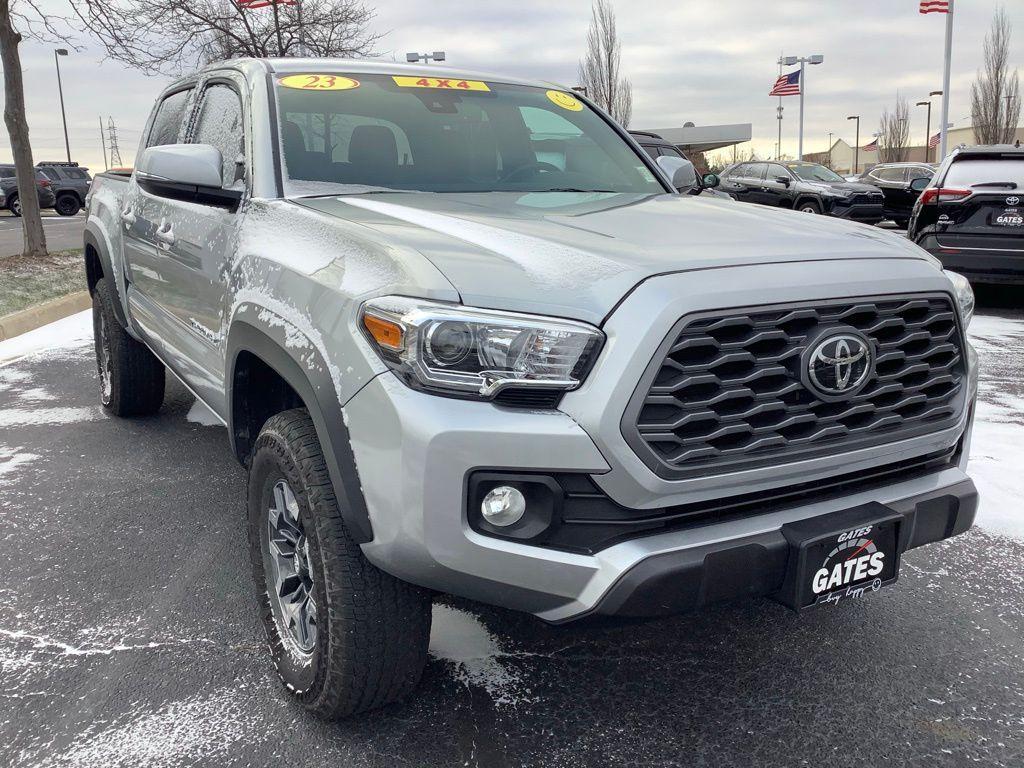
[140,76,248,414]
[121,86,195,346]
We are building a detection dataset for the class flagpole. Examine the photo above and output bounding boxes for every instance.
[938,0,954,159]
[798,59,806,160]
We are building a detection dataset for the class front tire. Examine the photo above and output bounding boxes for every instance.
[798,200,821,214]
[55,193,80,216]
[248,409,431,719]
[92,278,165,416]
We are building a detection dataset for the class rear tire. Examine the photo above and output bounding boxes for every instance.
[55,193,80,216]
[798,200,821,214]
[248,409,431,719]
[92,278,165,416]
[8,194,21,217]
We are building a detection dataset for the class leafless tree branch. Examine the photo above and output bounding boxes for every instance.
[878,95,911,163]
[971,5,1021,145]
[577,0,631,127]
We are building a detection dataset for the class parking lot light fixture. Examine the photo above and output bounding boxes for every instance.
[847,116,860,175]
[779,54,824,160]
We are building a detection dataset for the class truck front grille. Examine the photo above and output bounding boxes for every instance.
[624,294,967,479]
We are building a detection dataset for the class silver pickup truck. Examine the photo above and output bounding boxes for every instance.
[84,58,979,719]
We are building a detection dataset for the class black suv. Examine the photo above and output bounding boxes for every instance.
[36,162,92,216]
[0,165,56,216]
[907,145,1024,285]
[721,160,884,223]
[629,131,732,199]
[856,162,937,227]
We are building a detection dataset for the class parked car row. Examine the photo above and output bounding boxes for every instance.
[0,161,91,217]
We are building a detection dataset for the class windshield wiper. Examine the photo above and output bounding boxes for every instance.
[971,181,1018,189]
[537,188,618,193]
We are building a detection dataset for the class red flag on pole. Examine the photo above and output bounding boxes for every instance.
[919,1,949,13]
[238,0,295,8]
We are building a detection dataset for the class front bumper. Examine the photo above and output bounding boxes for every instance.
[917,234,1024,285]
[827,200,885,223]
[346,260,978,623]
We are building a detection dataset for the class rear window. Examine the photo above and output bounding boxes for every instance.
[944,158,1024,189]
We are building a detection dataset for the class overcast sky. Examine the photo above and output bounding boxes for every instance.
[2,0,1020,171]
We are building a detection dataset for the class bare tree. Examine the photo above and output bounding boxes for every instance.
[75,0,380,75]
[0,0,47,257]
[878,95,911,163]
[971,6,1021,145]
[577,0,632,127]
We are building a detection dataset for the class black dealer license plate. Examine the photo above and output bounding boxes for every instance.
[994,210,1024,227]
[799,519,899,608]
[776,503,903,611]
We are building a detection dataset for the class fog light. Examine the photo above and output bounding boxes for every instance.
[480,486,526,527]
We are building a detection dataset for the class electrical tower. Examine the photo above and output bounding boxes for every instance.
[106,117,123,167]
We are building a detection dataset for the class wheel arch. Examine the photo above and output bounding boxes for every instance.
[83,228,129,328]
[226,318,373,543]
[794,195,823,212]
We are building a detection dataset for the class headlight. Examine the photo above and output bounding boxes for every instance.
[360,297,604,399]
[945,270,974,327]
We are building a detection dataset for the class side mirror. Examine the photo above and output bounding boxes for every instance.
[655,155,698,192]
[702,173,721,189]
[909,176,931,193]
[775,175,791,186]
[136,144,242,210]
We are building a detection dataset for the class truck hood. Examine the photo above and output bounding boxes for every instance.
[295,191,935,325]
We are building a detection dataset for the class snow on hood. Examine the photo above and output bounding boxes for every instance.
[296,191,935,324]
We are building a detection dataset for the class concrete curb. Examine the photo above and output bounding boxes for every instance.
[0,290,91,341]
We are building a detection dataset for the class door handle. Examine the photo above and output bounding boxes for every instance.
[120,206,136,228]
[155,220,175,246]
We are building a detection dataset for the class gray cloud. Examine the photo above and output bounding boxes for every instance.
[0,0,1017,170]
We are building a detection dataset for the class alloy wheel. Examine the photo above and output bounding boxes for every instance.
[266,479,317,655]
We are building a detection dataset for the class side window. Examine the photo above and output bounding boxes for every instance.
[766,163,790,180]
[192,84,245,188]
[876,167,906,182]
[728,163,749,178]
[659,146,684,159]
[640,145,659,160]
[147,89,193,148]
[909,167,933,181]
[748,163,766,181]
[38,168,60,181]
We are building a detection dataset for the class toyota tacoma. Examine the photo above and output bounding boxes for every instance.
[84,59,979,718]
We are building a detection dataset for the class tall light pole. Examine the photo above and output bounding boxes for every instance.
[917,91,942,163]
[406,51,446,64]
[826,131,833,168]
[780,54,824,160]
[776,105,784,160]
[54,48,70,162]
[847,115,860,175]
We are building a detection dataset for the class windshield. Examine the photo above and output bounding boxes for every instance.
[787,163,845,183]
[273,73,664,195]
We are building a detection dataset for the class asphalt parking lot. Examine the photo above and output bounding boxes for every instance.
[1,290,1022,768]
[0,212,86,257]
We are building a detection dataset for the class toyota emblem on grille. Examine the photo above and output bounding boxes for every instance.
[1007,195,1020,206]
[804,332,874,399]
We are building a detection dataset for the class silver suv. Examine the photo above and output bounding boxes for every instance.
[84,58,979,719]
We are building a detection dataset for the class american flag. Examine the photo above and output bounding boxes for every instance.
[238,0,295,7]
[769,71,801,97]
[863,139,878,153]
[928,132,941,148]
[919,1,950,13]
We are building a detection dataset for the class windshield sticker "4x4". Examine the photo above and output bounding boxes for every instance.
[391,76,490,92]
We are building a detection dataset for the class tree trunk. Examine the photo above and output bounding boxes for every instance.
[0,0,47,257]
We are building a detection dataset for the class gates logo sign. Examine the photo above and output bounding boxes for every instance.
[811,525,886,595]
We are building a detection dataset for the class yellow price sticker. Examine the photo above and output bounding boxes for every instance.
[546,90,583,111]
[279,74,360,91]
[392,76,490,92]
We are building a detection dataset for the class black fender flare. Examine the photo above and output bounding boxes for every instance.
[793,195,824,213]
[225,319,373,544]
[83,229,129,328]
